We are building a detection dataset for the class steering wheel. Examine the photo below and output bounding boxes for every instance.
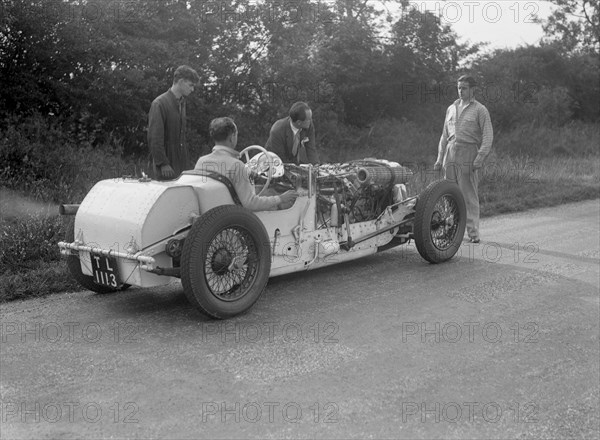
[239,145,283,196]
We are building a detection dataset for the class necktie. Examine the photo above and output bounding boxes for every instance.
[179,98,185,140]
[292,130,301,157]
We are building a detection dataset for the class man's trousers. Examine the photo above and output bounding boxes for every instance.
[443,141,480,240]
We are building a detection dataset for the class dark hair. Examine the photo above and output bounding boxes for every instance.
[457,75,477,87]
[173,65,200,84]
[289,102,311,122]
[209,117,237,142]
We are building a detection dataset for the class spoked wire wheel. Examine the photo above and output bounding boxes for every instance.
[413,180,466,263]
[181,205,271,318]
[204,227,255,301]
[429,195,461,251]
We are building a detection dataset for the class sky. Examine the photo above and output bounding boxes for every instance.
[398,1,557,49]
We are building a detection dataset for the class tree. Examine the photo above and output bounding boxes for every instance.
[472,45,599,128]
[539,0,600,53]
[381,7,480,126]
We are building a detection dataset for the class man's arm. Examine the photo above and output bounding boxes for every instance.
[434,108,451,168]
[230,162,283,211]
[473,105,493,168]
[304,122,320,164]
[148,100,169,166]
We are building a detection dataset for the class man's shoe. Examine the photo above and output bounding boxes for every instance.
[469,237,480,244]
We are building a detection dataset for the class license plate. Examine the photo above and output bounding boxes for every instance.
[91,255,121,288]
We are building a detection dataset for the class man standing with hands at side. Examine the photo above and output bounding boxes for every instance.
[265,101,320,164]
[434,75,493,243]
[148,65,200,180]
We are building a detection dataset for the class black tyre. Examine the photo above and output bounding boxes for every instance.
[181,205,271,319]
[413,180,466,263]
[65,218,129,294]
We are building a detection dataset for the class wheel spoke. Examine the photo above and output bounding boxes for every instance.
[430,195,460,251]
[203,226,259,300]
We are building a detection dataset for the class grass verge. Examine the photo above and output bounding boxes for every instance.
[0,214,78,302]
[1,262,80,302]
[479,156,600,216]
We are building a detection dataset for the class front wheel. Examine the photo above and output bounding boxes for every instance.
[181,205,271,319]
[413,180,466,263]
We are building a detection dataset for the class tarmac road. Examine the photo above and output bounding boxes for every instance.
[1,200,599,439]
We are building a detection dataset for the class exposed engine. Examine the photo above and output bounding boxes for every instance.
[314,159,413,228]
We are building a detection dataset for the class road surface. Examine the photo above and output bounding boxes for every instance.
[1,200,599,439]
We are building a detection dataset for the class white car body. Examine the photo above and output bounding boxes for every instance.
[60,150,466,318]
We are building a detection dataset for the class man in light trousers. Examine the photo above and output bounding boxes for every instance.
[434,75,493,243]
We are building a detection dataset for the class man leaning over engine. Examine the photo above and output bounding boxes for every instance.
[195,117,298,211]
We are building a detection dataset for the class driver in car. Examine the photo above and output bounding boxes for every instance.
[194,117,299,211]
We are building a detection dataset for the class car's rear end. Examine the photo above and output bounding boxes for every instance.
[58,175,227,292]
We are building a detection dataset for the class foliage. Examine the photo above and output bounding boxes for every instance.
[0,113,134,203]
[491,120,600,157]
[0,0,598,164]
[0,213,84,301]
[0,0,471,151]
[472,46,599,130]
[0,214,65,272]
[539,0,600,54]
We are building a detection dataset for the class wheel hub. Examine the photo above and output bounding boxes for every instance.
[211,247,232,275]
[430,197,459,250]
[228,255,247,272]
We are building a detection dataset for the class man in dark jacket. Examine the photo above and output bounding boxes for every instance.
[148,65,200,180]
[265,102,320,164]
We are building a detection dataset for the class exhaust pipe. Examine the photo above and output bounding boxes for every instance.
[59,204,80,215]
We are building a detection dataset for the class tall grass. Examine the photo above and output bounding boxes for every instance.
[321,118,600,164]
[0,215,79,301]
[492,121,600,157]
[478,155,600,215]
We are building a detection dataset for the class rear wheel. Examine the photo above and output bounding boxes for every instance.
[413,180,466,263]
[65,218,129,293]
[181,205,271,319]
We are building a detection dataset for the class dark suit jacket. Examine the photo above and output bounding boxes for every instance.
[265,117,319,164]
[147,90,190,179]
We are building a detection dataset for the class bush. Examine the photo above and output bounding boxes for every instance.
[493,121,600,157]
[0,114,138,203]
[319,118,441,165]
[0,214,83,302]
[0,215,65,273]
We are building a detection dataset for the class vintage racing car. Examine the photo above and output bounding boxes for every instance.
[58,146,466,318]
